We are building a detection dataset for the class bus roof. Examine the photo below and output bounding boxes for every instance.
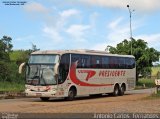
[31,49,135,58]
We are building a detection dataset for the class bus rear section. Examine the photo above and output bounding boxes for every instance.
[68,53,136,98]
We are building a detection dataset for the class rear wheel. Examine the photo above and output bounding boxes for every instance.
[119,85,125,96]
[40,97,49,101]
[113,85,119,96]
[66,88,76,101]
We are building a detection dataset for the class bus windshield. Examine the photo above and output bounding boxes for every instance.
[26,54,59,85]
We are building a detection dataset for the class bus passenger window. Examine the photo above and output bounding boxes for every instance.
[102,57,109,69]
[125,58,135,69]
[71,54,81,68]
[91,56,102,68]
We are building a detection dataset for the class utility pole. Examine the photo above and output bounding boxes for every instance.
[127,5,134,55]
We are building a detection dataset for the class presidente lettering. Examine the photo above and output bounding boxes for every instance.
[99,70,126,77]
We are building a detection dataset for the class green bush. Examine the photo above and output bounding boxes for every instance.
[0,81,25,92]
[136,78,155,88]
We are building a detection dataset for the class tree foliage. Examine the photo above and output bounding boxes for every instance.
[108,38,160,81]
[0,36,13,82]
[0,36,32,83]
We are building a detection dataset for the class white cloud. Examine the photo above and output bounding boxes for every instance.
[43,26,63,43]
[66,24,90,42]
[105,16,143,47]
[42,8,82,44]
[90,43,107,51]
[78,0,160,12]
[135,34,160,50]
[108,17,123,29]
[103,17,160,51]
[60,9,79,18]
[106,17,130,46]
[24,2,49,13]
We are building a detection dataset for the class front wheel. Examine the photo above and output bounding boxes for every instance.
[66,89,76,101]
[40,97,49,101]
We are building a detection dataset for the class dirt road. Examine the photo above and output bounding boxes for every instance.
[0,88,159,113]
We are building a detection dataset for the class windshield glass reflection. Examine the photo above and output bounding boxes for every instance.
[26,65,57,85]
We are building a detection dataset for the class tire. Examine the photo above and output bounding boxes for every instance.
[113,85,119,96]
[119,85,125,96]
[40,97,49,101]
[66,88,76,101]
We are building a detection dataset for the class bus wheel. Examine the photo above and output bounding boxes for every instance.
[66,88,76,101]
[40,97,49,101]
[113,85,119,96]
[119,85,125,96]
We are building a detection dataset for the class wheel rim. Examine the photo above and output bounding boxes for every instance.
[69,91,74,98]
[68,90,75,100]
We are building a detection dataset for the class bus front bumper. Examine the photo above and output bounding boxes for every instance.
[25,90,57,97]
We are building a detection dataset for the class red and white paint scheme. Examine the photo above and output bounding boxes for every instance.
[20,49,136,101]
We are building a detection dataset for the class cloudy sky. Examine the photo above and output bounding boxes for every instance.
[0,0,160,51]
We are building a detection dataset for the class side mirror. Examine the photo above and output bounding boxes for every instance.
[19,62,26,74]
[54,63,59,75]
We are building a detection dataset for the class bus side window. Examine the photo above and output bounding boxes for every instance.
[130,58,135,69]
[102,56,109,69]
[81,55,90,68]
[109,57,114,69]
[59,54,70,84]
[125,58,135,69]
[91,56,96,68]
[71,54,81,68]
[91,56,102,68]
[118,57,125,69]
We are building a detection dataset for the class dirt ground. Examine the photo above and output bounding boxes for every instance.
[0,91,160,113]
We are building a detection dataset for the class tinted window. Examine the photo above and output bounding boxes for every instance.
[59,54,70,84]
[102,56,109,68]
[125,58,135,69]
[91,56,102,68]
[109,56,116,69]
[81,55,90,68]
[71,54,135,69]
[118,57,125,69]
[71,54,81,68]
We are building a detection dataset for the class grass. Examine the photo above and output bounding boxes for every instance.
[135,78,155,89]
[145,91,160,100]
[0,82,25,92]
[151,66,160,77]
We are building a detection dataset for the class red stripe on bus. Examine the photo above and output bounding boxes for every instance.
[69,61,114,87]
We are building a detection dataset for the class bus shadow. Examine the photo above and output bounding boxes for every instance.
[31,93,133,102]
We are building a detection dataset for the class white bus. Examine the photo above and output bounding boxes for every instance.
[19,49,136,101]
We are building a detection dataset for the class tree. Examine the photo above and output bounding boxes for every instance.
[108,38,160,81]
[0,36,13,82]
[31,43,40,52]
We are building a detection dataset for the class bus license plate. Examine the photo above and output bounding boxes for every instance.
[36,93,42,97]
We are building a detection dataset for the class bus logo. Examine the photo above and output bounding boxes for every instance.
[78,70,96,81]
[70,61,113,87]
